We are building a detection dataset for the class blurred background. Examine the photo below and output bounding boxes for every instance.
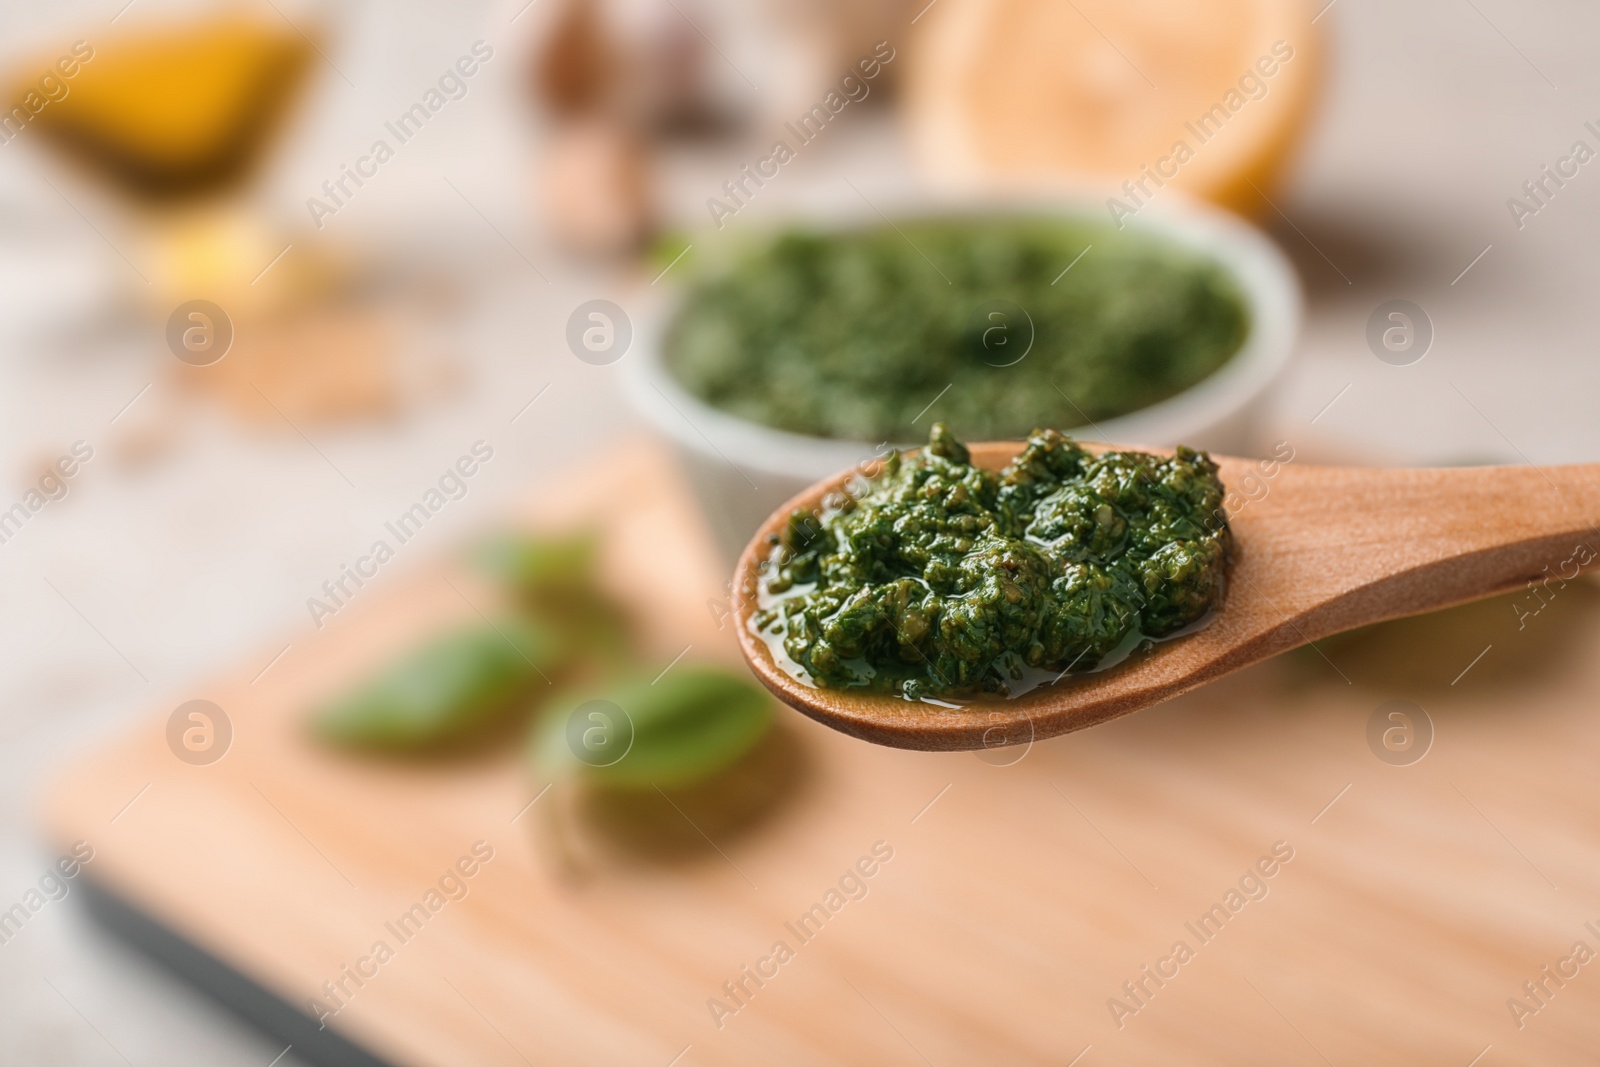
[4,0,1600,1063]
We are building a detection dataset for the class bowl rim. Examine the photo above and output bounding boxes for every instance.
[623,190,1302,476]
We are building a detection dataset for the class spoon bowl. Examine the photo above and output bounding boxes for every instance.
[733,441,1600,751]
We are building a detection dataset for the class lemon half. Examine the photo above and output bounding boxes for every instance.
[904,0,1323,215]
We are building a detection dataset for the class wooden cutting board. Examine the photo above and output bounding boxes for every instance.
[45,440,1600,1066]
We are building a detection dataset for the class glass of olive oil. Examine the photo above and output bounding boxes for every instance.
[10,2,327,317]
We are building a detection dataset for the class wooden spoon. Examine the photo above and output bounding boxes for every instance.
[732,442,1600,752]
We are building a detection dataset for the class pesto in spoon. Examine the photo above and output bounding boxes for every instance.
[733,436,1600,751]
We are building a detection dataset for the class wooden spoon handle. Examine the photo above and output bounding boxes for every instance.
[1227,461,1600,648]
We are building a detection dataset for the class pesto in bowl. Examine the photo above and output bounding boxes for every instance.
[666,216,1250,443]
[751,425,1231,701]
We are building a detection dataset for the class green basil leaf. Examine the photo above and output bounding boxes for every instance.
[314,620,559,750]
[531,666,774,789]
[475,532,633,666]
[472,532,599,599]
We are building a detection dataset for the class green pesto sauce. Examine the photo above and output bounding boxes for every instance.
[666,216,1249,443]
[752,425,1231,701]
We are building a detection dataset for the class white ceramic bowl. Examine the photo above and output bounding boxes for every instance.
[625,193,1302,563]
